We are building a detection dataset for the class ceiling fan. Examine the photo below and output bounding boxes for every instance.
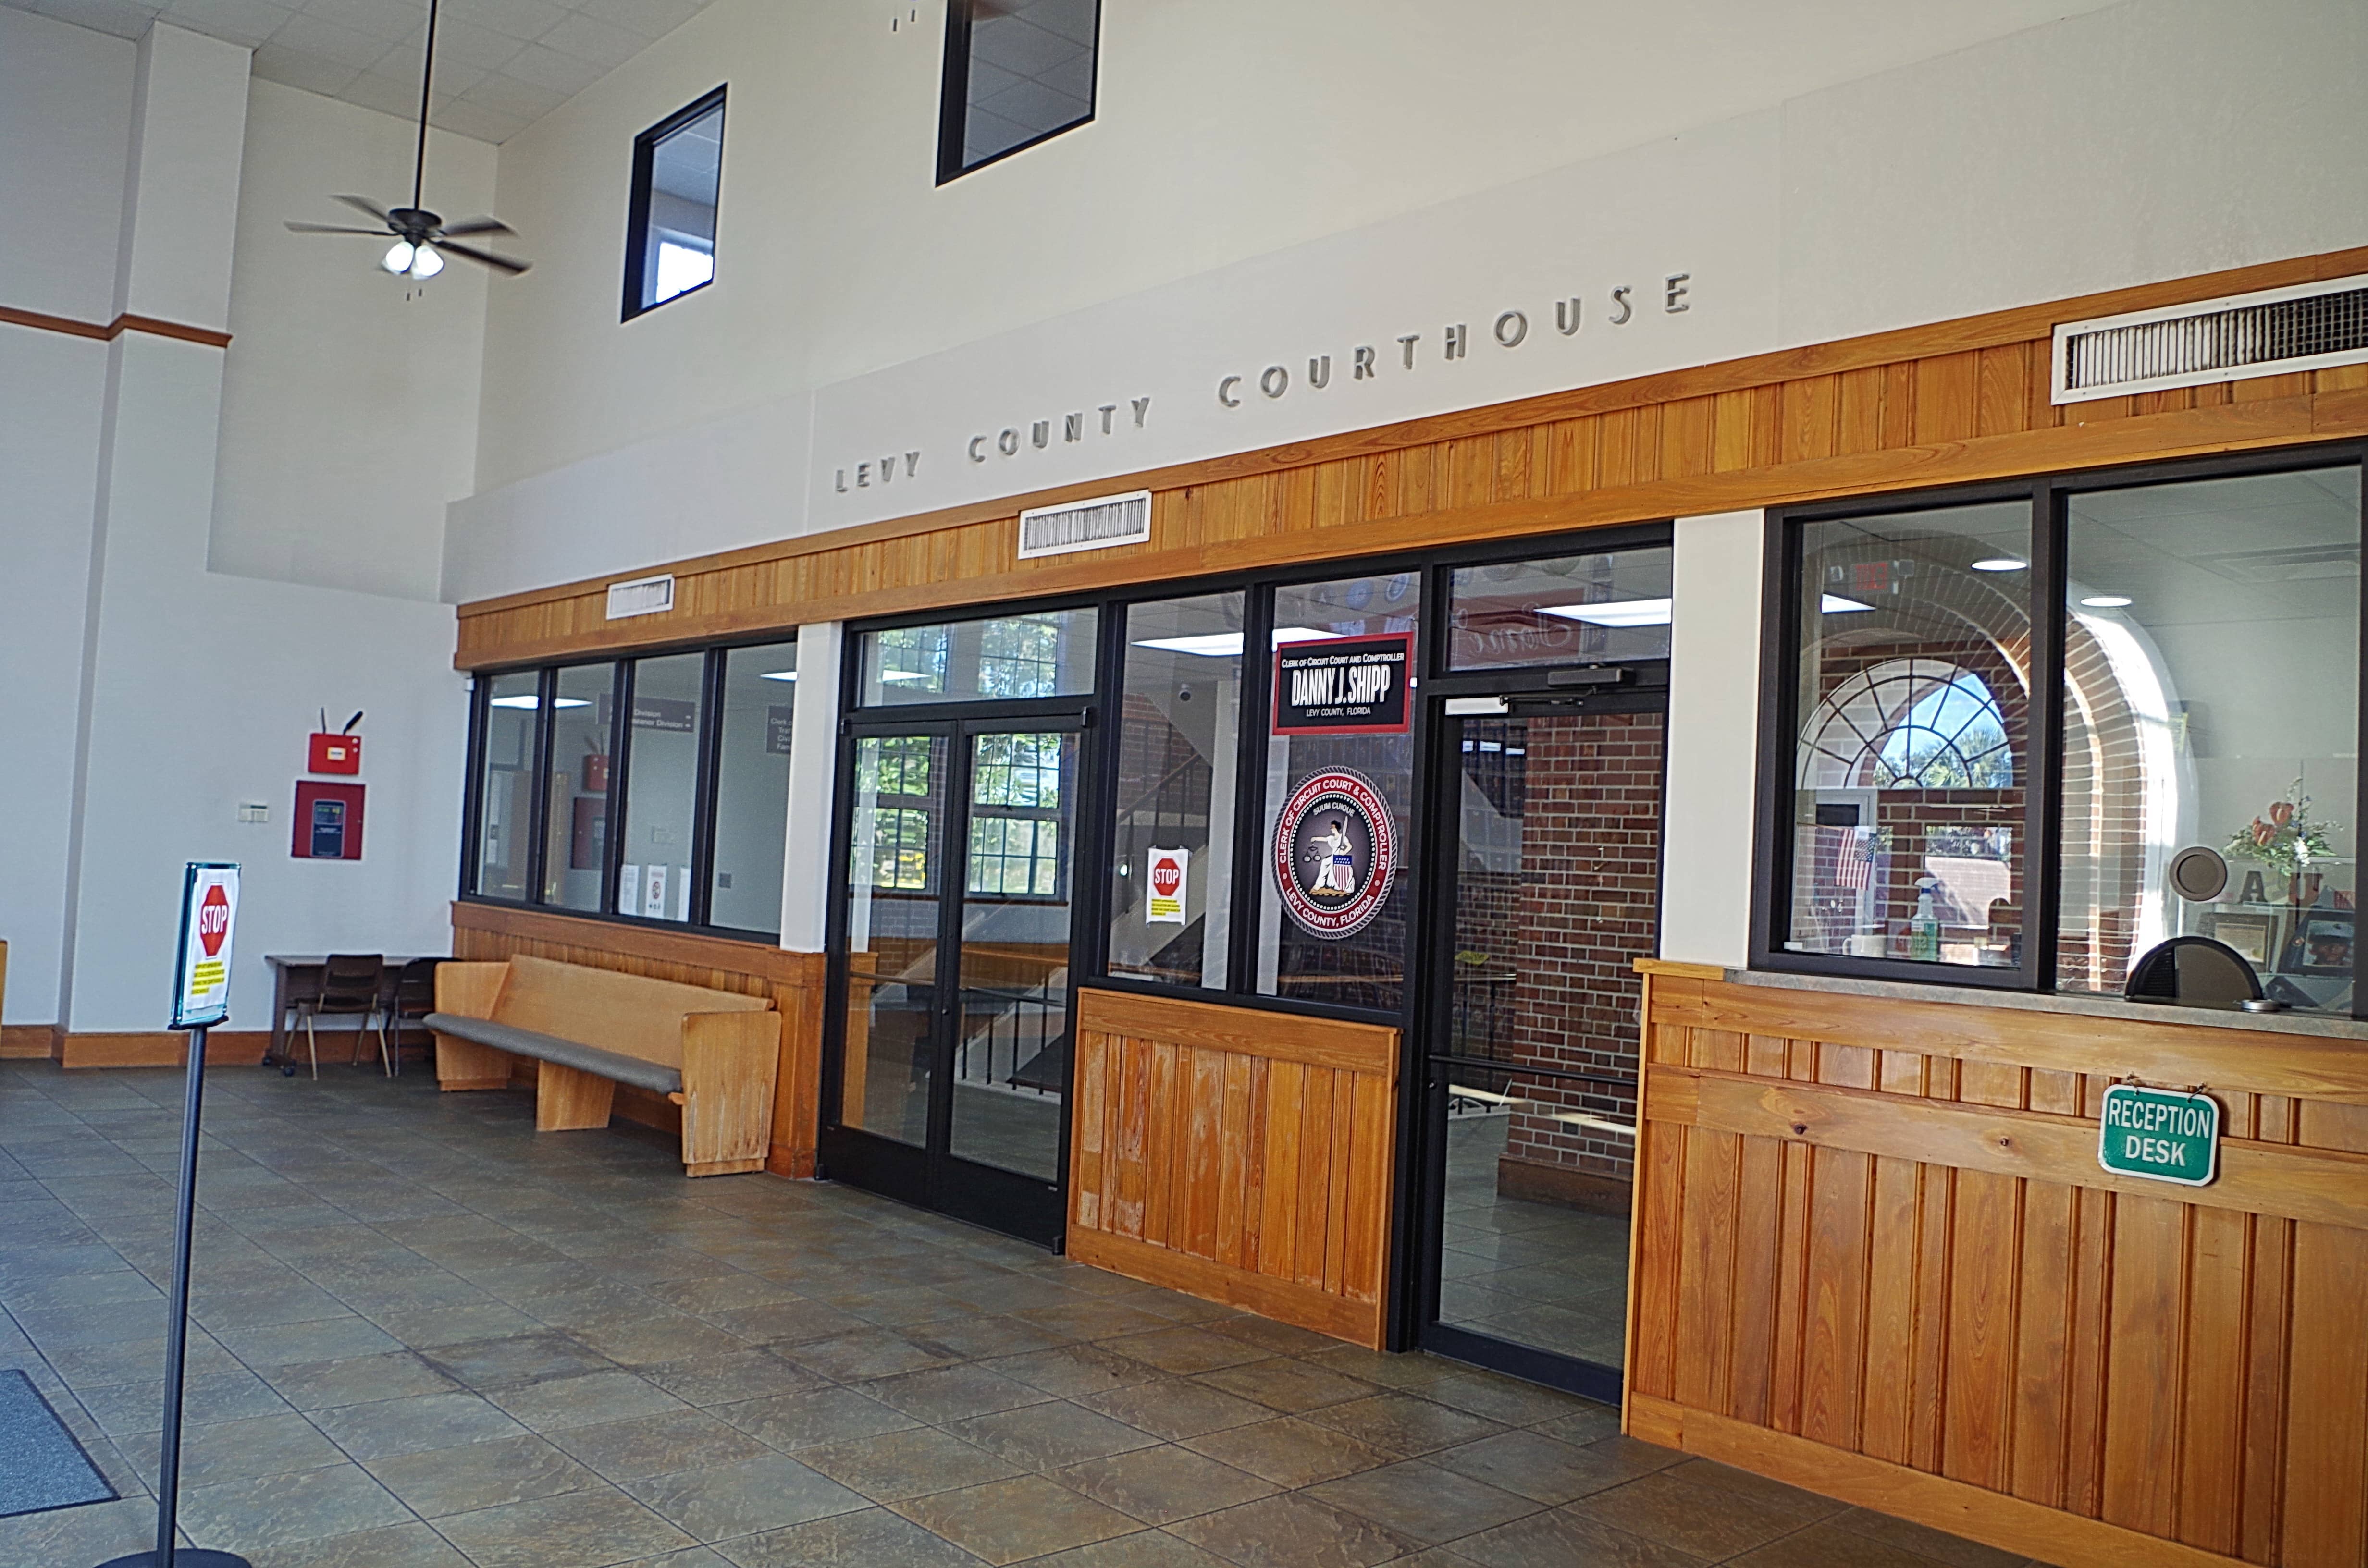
[284,0,529,280]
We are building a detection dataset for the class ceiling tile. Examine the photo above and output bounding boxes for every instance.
[570,0,697,38]
[272,11,398,66]
[498,39,602,96]
[249,38,363,94]
[161,0,295,47]
[458,69,566,120]
[429,95,527,143]
[463,0,564,43]
[536,8,643,67]
[31,0,160,38]
[298,0,409,39]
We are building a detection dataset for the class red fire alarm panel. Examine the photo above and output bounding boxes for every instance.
[309,733,361,774]
[293,782,365,860]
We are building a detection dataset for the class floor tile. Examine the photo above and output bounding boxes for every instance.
[777,1327,963,1382]
[1102,1326,1270,1375]
[947,1398,1162,1468]
[1430,1428,1666,1504]
[551,1408,780,1482]
[639,1349,826,1407]
[1447,1507,1710,1568]
[891,1473,1141,1566]
[799,1424,1025,1501]
[243,1519,478,1568]
[485,1369,691,1432]
[1827,1507,2035,1568]
[177,1460,413,1551]
[987,1344,1166,1399]
[0,1494,158,1566]
[1191,1357,1374,1413]
[715,1504,989,1567]
[1301,1392,1508,1457]
[1052,1443,1281,1524]
[1414,1369,1599,1427]
[1567,1467,1830,1561]
[1305,1457,1541,1543]
[1177,1416,1399,1488]
[308,1388,528,1459]
[712,1383,920,1451]
[1728,1519,1974,1568]
[264,1351,462,1411]
[421,1331,616,1390]
[1166,1491,1425,1568]
[1021,1532,1237,1568]
[1079,1377,1274,1441]
[364,1429,600,1517]
[573,1316,753,1368]
[432,1486,697,1568]
[860,1362,1050,1423]
[624,1451,868,1538]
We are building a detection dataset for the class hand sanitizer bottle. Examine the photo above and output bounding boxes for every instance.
[1908,880,1941,962]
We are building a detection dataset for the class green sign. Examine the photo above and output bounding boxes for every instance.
[2097,1083,2220,1188]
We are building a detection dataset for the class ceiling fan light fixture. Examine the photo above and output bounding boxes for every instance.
[407,244,444,280]
[382,240,416,274]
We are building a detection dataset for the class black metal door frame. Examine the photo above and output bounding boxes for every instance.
[821,710,1089,1248]
[1406,680,1670,1404]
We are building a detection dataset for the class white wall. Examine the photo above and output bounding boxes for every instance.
[1664,512,1767,968]
[0,9,132,1026]
[210,81,494,602]
[446,0,2368,605]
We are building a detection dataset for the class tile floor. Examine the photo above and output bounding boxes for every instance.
[0,1059,2050,1568]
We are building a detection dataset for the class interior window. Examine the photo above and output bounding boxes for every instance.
[625,88,724,318]
[938,0,1099,182]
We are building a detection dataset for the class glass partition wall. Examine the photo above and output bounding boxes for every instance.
[1758,451,2366,1014]
[461,636,800,938]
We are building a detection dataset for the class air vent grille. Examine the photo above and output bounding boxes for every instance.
[2053,273,2368,404]
[605,574,675,619]
[1017,490,1153,559]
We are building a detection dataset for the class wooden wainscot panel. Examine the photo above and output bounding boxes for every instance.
[448,902,826,1176]
[1067,987,1399,1350]
[1627,973,2368,1568]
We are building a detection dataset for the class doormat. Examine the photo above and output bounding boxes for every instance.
[0,1369,118,1518]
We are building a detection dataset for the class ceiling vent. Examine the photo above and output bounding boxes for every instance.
[2052,273,2368,404]
[1017,490,1154,560]
[605,574,675,619]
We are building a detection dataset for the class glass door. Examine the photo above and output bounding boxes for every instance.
[827,720,1081,1245]
[1416,701,1667,1400]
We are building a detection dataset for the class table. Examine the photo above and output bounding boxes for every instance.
[264,955,441,1070]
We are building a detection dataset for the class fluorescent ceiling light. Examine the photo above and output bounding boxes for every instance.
[2081,594,2133,609]
[1539,597,1672,628]
[879,670,935,683]
[490,695,538,709]
[553,698,590,708]
[1132,626,1347,657]
[1821,594,1875,613]
[760,670,798,682]
[1972,558,2028,572]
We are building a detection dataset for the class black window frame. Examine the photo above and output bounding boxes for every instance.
[622,85,727,323]
[936,0,1101,185]
[1750,442,2368,1014]
[458,629,800,943]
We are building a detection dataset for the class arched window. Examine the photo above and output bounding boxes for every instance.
[1801,658,2015,791]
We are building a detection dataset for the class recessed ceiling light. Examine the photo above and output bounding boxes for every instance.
[490,694,539,709]
[1972,558,2027,572]
[760,670,798,682]
[552,698,590,709]
[1539,597,1672,628]
[1821,594,1875,613]
[2080,594,2133,609]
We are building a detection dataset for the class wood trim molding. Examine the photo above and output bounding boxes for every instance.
[1068,1225,1382,1349]
[54,1031,269,1069]
[1651,975,2368,1102]
[456,241,2368,625]
[0,1024,53,1060]
[1074,987,1399,1076]
[0,303,231,350]
[449,900,823,986]
[1627,1394,2245,1568]
[1647,1064,2368,1232]
[456,386,2368,668]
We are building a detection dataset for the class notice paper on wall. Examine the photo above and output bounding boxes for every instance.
[620,863,641,913]
[644,864,668,919]
[1146,846,1189,923]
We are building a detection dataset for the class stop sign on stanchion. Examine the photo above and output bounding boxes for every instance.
[98,864,251,1568]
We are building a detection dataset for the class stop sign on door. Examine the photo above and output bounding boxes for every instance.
[198,884,231,956]
[1145,846,1189,924]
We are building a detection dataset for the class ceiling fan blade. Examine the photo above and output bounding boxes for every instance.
[436,240,531,275]
[333,193,394,222]
[435,217,514,238]
[285,221,389,235]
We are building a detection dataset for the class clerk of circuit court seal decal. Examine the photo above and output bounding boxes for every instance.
[1271,768,1397,939]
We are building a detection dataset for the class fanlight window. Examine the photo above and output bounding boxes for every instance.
[1802,659,2015,791]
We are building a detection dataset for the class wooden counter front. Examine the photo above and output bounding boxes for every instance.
[1067,987,1400,1349]
[1626,963,2368,1568]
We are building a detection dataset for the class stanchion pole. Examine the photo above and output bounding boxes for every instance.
[97,1019,251,1567]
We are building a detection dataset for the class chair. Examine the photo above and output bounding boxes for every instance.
[292,954,384,1079]
[376,957,443,1077]
[2124,936,2263,1007]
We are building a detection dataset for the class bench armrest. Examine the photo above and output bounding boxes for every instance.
[679,1010,782,1169]
[434,962,509,1019]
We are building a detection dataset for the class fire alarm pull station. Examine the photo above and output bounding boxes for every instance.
[292,782,365,860]
[308,710,363,774]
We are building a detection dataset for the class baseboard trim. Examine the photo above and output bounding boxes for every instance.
[53,1031,270,1069]
[1067,1225,1382,1350]
[0,1024,55,1059]
[1624,1393,2244,1568]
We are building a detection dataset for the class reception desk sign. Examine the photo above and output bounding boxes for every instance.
[2097,1082,2220,1188]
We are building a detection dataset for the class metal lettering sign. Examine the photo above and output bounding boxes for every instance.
[2097,1083,2220,1188]
[1273,634,1412,735]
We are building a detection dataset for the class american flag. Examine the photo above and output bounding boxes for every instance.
[1832,826,1875,891]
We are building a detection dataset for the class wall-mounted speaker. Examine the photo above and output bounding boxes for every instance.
[2167,845,2229,903]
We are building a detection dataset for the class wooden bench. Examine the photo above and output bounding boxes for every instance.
[426,955,780,1177]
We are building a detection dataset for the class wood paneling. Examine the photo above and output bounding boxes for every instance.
[1629,968,2368,1568]
[49,1031,270,1069]
[0,302,232,348]
[454,245,2368,670]
[1067,987,1398,1349]
[449,901,827,1177]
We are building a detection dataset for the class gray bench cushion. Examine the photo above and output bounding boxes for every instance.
[424,1013,683,1097]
